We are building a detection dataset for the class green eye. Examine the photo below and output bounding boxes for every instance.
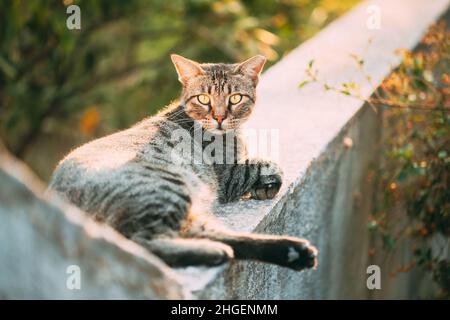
[229,94,242,104]
[197,94,210,105]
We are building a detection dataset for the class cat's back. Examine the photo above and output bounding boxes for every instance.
[48,117,160,201]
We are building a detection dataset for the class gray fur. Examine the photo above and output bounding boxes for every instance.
[49,55,317,271]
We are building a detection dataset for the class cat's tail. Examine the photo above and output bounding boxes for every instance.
[132,236,234,268]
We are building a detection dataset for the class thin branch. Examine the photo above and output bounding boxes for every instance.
[303,74,450,112]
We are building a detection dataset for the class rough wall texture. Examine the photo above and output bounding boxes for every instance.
[196,0,450,299]
[0,145,185,299]
[201,105,381,299]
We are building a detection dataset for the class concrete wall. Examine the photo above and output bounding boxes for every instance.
[0,144,185,299]
[196,0,450,299]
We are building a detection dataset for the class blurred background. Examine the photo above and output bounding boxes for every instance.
[0,0,358,180]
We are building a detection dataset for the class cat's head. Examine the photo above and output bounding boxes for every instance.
[171,54,266,134]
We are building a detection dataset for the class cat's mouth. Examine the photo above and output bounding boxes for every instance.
[207,127,227,135]
[201,119,230,134]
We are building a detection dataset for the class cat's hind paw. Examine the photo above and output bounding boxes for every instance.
[283,238,318,271]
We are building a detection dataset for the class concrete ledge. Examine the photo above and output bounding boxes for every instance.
[196,0,450,299]
[0,144,185,299]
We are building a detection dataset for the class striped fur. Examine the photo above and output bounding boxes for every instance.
[49,55,317,271]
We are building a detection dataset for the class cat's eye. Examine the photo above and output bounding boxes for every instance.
[229,94,242,105]
[197,94,210,105]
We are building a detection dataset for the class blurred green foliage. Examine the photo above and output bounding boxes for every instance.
[372,21,449,298]
[0,0,358,178]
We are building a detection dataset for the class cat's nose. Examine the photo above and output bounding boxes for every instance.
[213,114,227,125]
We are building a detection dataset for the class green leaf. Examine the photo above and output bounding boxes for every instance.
[298,80,310,89]
[438,150,447,159]
[382,234,396,251]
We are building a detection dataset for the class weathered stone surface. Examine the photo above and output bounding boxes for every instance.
[195,0,450,299]
[0,144,185,299]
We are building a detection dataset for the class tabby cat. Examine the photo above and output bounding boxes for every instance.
[49,54,318,271]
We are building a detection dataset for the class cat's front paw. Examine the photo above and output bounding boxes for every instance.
[251,161,283,200]
[251,175,282,200]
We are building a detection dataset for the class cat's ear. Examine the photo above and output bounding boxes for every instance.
[171,54,205,84]
[234,55,266,84]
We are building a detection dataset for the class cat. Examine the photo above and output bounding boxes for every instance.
[49,54,318,271]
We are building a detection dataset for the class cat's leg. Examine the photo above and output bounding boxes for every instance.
[93,163,232,267]
[183,216,317,271]
[214,158,283,202]
[200,230,316,271]
[215,231,317,271]
[132,236,234,267]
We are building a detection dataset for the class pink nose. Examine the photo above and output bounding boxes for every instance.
[216,116,223,125]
